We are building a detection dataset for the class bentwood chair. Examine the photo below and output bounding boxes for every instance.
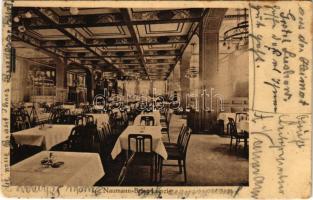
[235,112,248,124]
[227,117,248,152]
[159,127,191,183]
[12,110,31,132]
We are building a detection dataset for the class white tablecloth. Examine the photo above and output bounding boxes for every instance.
[89,114,110,128]
[217,112,236,132]
[10,151,105,186]
[133,111,161,126]
[237,120,249,133]
[93,105,105,111]
[111,125,167,160]
[217,112,236,122]
[12,125,75,150]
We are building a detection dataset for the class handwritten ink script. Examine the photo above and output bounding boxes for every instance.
[250,3,311,113]
[249,2,312,199]
[1,0,13,194]
[1,1,312,199]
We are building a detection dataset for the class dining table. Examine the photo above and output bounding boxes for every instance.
[11,124,75,150]
[111,125,168,160]
[88,113,110,128]
[10,151,105,186]
[217,112,236,133]
[133,110,161,126]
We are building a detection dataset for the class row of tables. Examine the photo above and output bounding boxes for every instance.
[217,112,249,133]
[11,109,249,185]
[10,109,167,186]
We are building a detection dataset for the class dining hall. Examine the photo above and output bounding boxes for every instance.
[10,7,249,186]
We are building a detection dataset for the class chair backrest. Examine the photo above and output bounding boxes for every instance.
[109,112,117,124]
[128,134,153,153]
[235,112,248,123]
[75,115,85,126]
[227,117,238,136]
[68,125,97,152]
[180,128,191,156]
[97,127,107,148]
[67,125,85,151]
[166,110,173,124]
[85,115,95,126]
[107,123,113,136]
[12,109,31,131]
[140,116,155,126]
[177,124,187,145]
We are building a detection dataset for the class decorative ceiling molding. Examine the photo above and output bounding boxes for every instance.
[12,7,215,80]
[121,8,149,78]
[31,8,120,73]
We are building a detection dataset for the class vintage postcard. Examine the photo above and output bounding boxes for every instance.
[1,0,312,199]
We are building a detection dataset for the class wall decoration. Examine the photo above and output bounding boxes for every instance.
[27,64,56,87]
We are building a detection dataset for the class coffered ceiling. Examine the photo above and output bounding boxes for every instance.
[12,7,208,80]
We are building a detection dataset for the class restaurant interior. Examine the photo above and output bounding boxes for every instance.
[10,7,249,186]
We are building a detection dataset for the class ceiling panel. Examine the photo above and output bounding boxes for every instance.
[136,22,192,37]
[12,7,211,80]
[29,29,69,40]
[76,26,130,38]
[53,8,120,16]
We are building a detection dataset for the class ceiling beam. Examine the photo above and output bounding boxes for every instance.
[64,50,180,58]
[30,8,121,73]
[12,31,66,58]
[121,8,149,79]
[12,32,100,71]
[165,10,209,78]
[17,13,201,30]
[40,35,187,48]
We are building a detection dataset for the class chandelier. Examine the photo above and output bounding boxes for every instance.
[13,10,33,33]
[223,8,249,50]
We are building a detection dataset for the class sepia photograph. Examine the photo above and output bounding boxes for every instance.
[8,6,250,187]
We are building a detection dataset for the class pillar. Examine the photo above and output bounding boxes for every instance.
[180,46,191,109]
[54,57,67,103]
[192,9,227,133]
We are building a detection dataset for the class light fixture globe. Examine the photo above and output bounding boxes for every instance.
[25,11,32,18]
[18,25,26,33]
[70,7,79,15]
[13,16,20,23]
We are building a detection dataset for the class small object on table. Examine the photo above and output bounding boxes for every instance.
[40,152,64,168]
[51,161,64,168]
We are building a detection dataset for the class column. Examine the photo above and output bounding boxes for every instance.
[55,57,67,103]
[193,8,226,133]
[180,46,191,109]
